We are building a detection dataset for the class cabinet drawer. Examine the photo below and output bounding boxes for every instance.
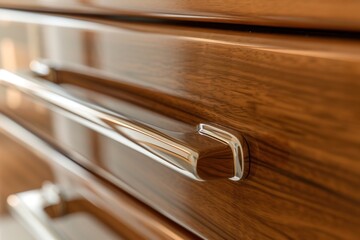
[1,10,360,239]
[0,116,198,240]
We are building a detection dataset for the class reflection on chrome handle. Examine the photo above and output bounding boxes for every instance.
[0,70,249,181]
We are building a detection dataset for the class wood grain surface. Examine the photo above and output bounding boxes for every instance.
[1,0,360,31]
[1,10,360,239]
[0,122,199,239]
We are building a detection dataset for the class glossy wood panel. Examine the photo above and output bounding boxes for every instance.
[1,0,360,31]
[0,117,199,239]
[1,10,360,239]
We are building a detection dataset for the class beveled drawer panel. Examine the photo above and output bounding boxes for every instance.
[1,0,360,31]
[1,10,360,239]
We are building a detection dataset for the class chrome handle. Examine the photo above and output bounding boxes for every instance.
[0,70,249,181]
[7,182,122,240]
[7,185,67,240]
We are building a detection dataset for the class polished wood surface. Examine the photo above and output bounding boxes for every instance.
[0,119,199,239]
[1,0,360,31]
[1,10,360,239]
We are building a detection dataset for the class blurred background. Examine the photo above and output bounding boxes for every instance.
[0,22,47,239]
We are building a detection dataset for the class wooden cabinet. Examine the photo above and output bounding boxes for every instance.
[0,6,359,240]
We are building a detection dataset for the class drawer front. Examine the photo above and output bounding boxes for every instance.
[1,10,360,239]
[1,1,360,31]
[0,115,198,240]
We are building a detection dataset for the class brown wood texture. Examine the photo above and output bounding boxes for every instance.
[0,118,199,239]
[1,10,360,239]
[1,0,360,31]
[54,158,200,240]
[0,133,53,215]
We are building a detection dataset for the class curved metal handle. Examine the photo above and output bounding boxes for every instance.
[7,184,67,240]
[7,183,125,240]
[0,69,249,181]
